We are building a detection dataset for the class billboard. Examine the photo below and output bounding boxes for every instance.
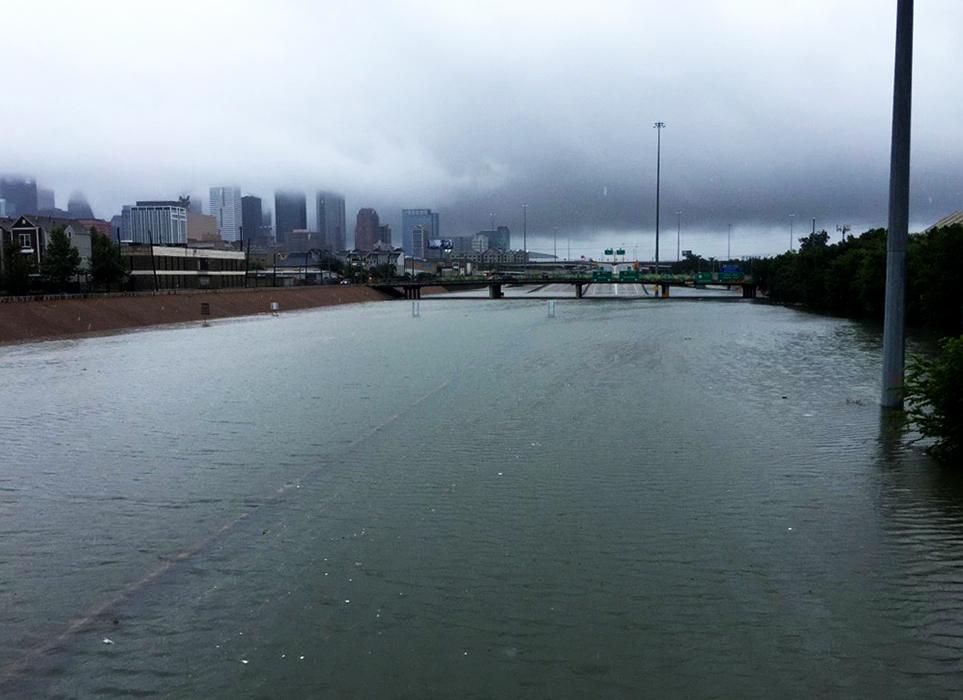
[427,239,453,250]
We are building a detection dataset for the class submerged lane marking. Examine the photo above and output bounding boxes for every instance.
[0,375,457,683]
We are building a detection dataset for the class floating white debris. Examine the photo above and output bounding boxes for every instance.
[282,654,286,658]
[497,472,503,476]
[345,599,350,604]
[241,659,249,664]
[102,638,114,645]
[787,527,793,531]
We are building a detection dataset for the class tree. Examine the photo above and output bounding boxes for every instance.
[41,227,81,291]
[90,229,128,291]
[906,336,963,460]
[2,240,36,294]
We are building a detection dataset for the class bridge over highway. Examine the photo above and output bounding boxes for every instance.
[371,274,758,300]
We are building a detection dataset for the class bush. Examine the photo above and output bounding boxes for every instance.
[906,336,963,459]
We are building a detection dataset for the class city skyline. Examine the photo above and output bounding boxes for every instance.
[3,2,963,258]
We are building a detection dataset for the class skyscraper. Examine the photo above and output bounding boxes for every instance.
[37,186,55,211]
[0,176,38,217]
[483,226,511,251]
[67,191,94,219]
[274,191,306,245]
[354,208,380,251]
[209,186,243,242]
[316,192,347,251]
[121,201,188,245]
[241,195,263,245]
[402,208,440,257]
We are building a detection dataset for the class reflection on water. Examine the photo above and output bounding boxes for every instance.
[1,298,961,698]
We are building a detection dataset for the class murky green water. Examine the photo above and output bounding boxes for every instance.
[2,297,961,698]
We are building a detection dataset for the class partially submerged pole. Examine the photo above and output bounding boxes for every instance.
[881,0,914,409]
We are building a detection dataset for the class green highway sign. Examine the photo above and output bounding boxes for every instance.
[604,248,614,255]
[616,248,625,255]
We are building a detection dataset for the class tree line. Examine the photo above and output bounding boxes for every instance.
[1,227,128,294]
[751,224,963,334]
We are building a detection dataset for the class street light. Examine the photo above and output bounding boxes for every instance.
[522,203,527,253]
[881,0,914,409]
[727,223,732,260]
[653,122,666,274]
[676,211,682,262]
[789,214,796,252]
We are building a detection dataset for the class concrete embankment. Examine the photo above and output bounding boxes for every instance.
[0,286,394,345]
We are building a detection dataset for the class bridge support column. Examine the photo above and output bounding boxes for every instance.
[489,283,503,299]
[742,284,757,299]
[575,282,584,298]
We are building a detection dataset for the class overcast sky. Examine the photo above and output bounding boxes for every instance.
[4,0,962,257]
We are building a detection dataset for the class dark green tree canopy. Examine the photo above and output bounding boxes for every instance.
[2,240,36,294]
[41,228,81,291]
[90,230,128,291]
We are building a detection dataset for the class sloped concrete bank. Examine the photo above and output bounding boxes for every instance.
[0,286,393,345]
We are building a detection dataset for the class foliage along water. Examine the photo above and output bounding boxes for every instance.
[1,296,962,698]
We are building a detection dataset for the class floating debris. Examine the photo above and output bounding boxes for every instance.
[102,638,114,645]
[240,659,249,665]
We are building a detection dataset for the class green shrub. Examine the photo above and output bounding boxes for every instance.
[906,336,963,459]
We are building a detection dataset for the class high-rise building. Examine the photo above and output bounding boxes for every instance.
[37,186,55,211]
[316,192,346,251]
[121,201,188,245]
[0,176,38,217]
[0,199,6,217]
[401,208,440,257]
[479,226,511,251]
[354,208,380,251]
[378,224,392,247]
[209,186,243,243]
[241,195,263,245]
[67,191,94,219]
[274,191,306,245]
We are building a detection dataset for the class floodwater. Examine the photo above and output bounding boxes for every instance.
[1,295,962,698]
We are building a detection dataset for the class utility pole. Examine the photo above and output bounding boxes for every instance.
[676,211,682,262]
[727,223,732,260]
[553,227,558,260]
[789,214,796,251]
[147,229,158,292]
[882,0,914,409]
[522,203,527,253]
[653,121,666,274]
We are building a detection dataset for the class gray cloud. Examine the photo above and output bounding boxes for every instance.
[4,0,962,257]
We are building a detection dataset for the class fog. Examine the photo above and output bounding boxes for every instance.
[3,0,961,257]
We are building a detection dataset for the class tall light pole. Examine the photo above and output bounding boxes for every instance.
[522,203,527,253]
[676,211,682,262]
[881,0,914,409]
[727,223,732,260]
[553,227,558,260]
[653,122,666,274]
[789,214,796,251]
